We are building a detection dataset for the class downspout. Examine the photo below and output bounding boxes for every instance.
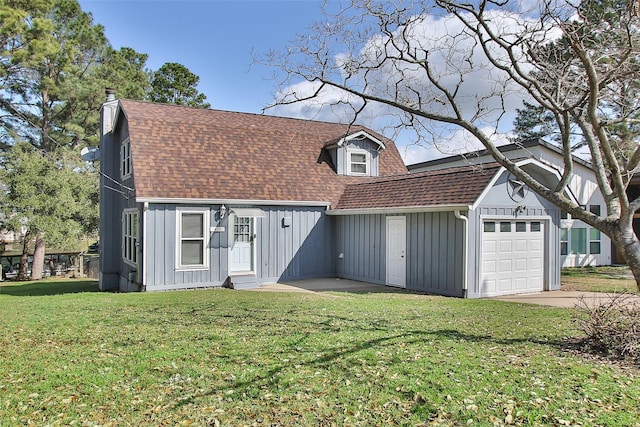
[454,210,469,298]
[140,201,148,291]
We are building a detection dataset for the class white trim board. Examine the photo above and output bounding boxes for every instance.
[136,197,331,207]
[327,205,470,216]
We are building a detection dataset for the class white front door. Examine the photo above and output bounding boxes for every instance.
[231,216,253,272]
[386,216,406,288]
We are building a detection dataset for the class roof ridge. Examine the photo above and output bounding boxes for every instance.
[119,98,370,128]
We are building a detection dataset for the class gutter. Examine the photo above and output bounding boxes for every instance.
[454,210,469,298]
[327,204,471,216]
[135,197,331,208]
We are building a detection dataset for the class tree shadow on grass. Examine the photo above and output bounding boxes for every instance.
[174,326,577,414]
[0,279,100,296]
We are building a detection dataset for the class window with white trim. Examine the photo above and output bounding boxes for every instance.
[121,138,132,178]
[570,227,587,254]
[123,209,139,266]
[177,209,209,269]
[561,227,601,256]
[560,228,568,255]
[590,228,601,254]
[347,149,370,175]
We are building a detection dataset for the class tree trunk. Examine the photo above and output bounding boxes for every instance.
[17,234,31,281]
[610,223,640,292]
[31,233,45,280]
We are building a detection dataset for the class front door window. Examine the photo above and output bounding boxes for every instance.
[234,217,252,243]
[231,216,253,272]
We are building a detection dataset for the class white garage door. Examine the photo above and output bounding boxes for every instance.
[481,220,545,297]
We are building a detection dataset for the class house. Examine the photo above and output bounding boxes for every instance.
[99,96,577,297]
[408,139,612,269]
[617,173,640,264]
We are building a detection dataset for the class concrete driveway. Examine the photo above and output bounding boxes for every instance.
[253,278,640,308]
[491,290,640,308]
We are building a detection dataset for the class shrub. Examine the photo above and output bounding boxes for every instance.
[573,293,640,363]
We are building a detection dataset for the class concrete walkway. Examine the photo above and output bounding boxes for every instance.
[252,278,407,294]
[252,278,640,308]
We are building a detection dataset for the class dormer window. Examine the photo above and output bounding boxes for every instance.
[348,149,370,176]
[325,130,384,177]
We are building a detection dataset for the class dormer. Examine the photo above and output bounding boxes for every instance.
[324,130,386,177]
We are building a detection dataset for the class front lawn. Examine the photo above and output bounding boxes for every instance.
[1,279,639,426]
[562,266,638,293]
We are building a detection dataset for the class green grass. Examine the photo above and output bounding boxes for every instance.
[1,279,639,426]
[562,266,638,293]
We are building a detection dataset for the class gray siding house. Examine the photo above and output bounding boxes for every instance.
[99,97,571,297]
[408,140,613,269]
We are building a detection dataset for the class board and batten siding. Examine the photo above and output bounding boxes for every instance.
[257,206,335,282]
[335,212,465,295]
[406,212,465,296]
[142,204,334,290]
[334,139,380,176]
[336,214,386,284]
[100,115,140,291]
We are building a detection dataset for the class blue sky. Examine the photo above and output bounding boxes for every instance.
[79,0,323,114]
[79,0,450,163]
[78,1,537,164]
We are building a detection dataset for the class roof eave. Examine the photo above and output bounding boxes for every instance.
[326,204,472,216]
[336,130,386,150]
[135,197,332,208]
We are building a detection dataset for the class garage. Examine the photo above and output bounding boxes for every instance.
[480,219,545,297]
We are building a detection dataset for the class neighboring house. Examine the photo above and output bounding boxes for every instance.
[99,97,575,297]
[0,229,22,278]
[617,173,640,264]
[408,139,612,268]
[0,229,22,245]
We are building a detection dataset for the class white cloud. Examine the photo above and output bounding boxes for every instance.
[269,8,556,163]
[399,127,513,165]
[268,80,361,123]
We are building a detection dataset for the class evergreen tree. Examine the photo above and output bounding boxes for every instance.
[1,143,95,279]
[0,0,208,279]
[147,62,210,108]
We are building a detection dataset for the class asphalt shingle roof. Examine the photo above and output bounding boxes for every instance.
[118,100,408,207]
[336,165,501,210]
